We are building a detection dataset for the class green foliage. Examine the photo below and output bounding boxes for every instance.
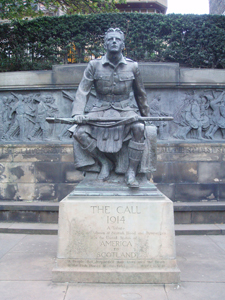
[0,0,124,20]
[0,0,41,20]
[1,13,225,72]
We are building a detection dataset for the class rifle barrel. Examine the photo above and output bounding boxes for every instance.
[46,116,173,124]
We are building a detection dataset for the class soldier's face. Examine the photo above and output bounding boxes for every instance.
[105,32,124,53]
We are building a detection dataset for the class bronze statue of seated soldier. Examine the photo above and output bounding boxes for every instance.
[69,28,157,188]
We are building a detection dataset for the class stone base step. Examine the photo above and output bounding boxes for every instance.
[175,223,225,235]
[0,222,58,235]
[174,201,225,224]
[1,201,225,224]
[0,201,59,224]
[0,222,225,235]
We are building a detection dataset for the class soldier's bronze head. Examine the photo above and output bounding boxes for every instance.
[104,28,125,53]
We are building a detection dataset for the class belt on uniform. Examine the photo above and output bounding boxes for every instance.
[96,93,130,102]
[95,98,131,108]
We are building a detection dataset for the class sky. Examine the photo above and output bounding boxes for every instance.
[166,0,209,14]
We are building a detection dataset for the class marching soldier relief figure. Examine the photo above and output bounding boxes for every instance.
[69,28,157,188]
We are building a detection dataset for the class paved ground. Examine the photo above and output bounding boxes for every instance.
[0,233,225,300]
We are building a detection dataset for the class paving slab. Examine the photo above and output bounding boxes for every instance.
[208,235,225,251]
[178,258,225,282]
[10,234,58,253]
[176,236,225,282]
[166,282,225,300]
[0,252,56,281]
[0,234,225,299]
[0,233,26,259]
[176,235,225,260]
[0,281,67,300]
[65,284,168,300]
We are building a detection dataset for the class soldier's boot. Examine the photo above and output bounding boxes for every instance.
[27,129,36,140]
[125,140,145,188]
[158,124,165,140]
[207,126,218,139]
[197,126,203,140]
[42,129,49,141]
[181,126,191,139]
[81,140,113,181]
[19,126,25,141]
[205,126,213,139]
[97,153,113,180]
[221,129,225,139]
[5,124,16,140]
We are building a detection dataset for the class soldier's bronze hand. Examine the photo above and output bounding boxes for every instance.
[73,115,88,124]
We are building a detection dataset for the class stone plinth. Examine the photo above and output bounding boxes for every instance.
[52,180,180,283]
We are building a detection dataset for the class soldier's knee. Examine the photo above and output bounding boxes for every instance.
[132,122,145,135]
[131,122,145,142]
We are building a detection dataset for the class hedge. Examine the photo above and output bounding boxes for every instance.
[1,13,225,71]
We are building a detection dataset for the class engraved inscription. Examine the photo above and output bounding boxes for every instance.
[89,205,142,260]
[65,203,171,269]
[158,145,225,154]
[66,258,167,269]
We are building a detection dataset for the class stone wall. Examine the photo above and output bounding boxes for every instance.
[1,63,225,202]
[156,143,225,202]
[0,144,83,201]
[1,143,225,202]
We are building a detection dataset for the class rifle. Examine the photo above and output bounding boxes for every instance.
[62,90,96,102]
[46,116,173,128]
[62,91,75,102]
[11,92,19,99]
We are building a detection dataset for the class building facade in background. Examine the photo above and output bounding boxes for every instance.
[116,0,167,14]
[209,0,225,14]
[36,0,168,16]
[0,0,167,23]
